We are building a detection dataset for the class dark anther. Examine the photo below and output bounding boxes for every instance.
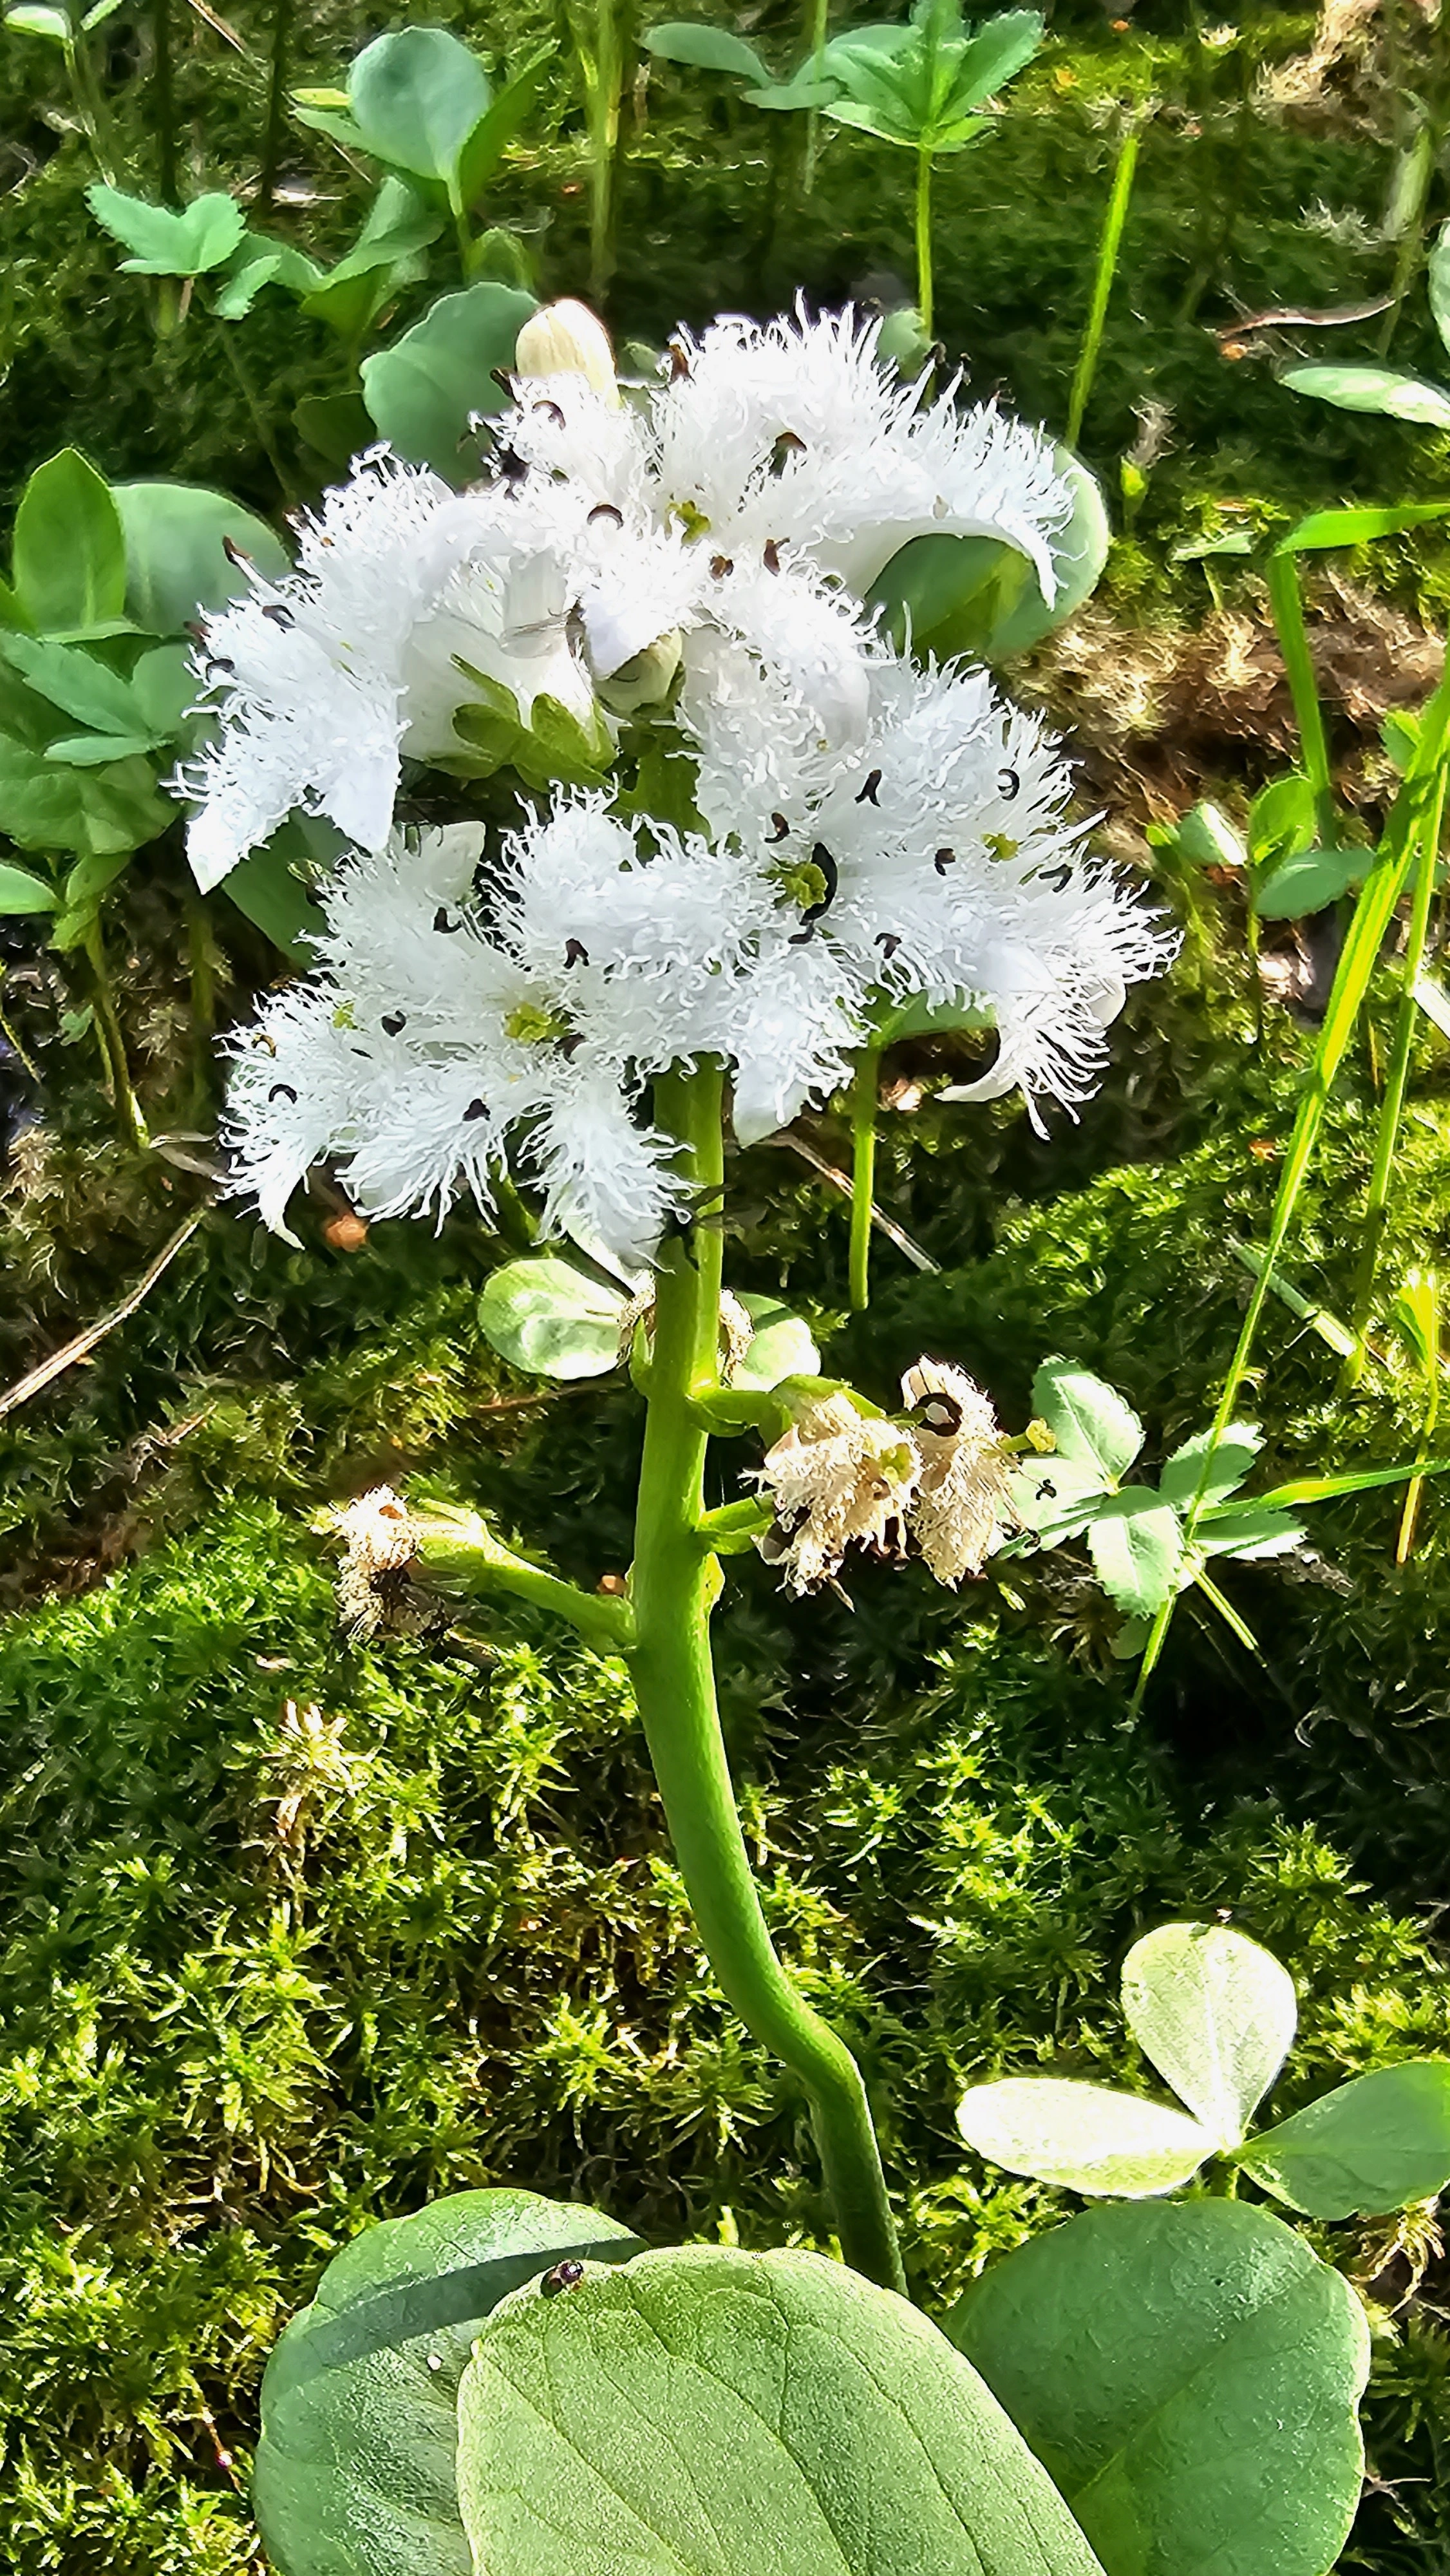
[762,538,782,574]
[434,906,463,934]
[464,1098,489,1122]
[1035,1478,1057,1502]
[668,338,692,381]
[875,931,901,960]
[381,1011,407,1036]
[564,937,589,967]
[855,769,881,806]
[532,399,567,427]
[557,1031,585,1061]
[801,840,838,924]
[769,430,806,473]
[185,619,207,644]
[494,442,529,486]
[710,553,733,579]
[918,1392,964,1435]
[1039,862,1073,893]
[491,366,514,397]
[588,502,624,528]
[205,656,236,681]
[268,1083,298,1104]
[934,848,956,873]
[997,766,1021,800]
[541,2259,585,2298]
[260,601,294,627]
[788,925,816,945]
[221,535,253,570]
[767,813,789,843]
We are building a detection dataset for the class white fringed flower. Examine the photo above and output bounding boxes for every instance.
[182,301,1072,893]
[754,1394,922,1594]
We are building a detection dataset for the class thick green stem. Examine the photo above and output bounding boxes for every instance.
[1265,549,1336,850]
[914,146,934,339]
[629,1065,905,2293]
[848,1047,879,1312]
[1065,119,1140,453]
[1343,769,1447,1387]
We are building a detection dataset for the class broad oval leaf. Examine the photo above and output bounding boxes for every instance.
[957,2078,1213,2196]
[951,2200,1370,2576]
[0,859,57,912]
[1158,1423,1261,1510]
[113,482,290,632]
[348,28,491,188]
[1431,218,1450,360]
[1121,1922,1297,2149]
[1236,2058,1450,2217]
[254,2188,643,2576]
[733,1291,820,1390]
[13,450,126,638]
[458,2243,1107,2576]
[1281,363,1450,430]
[1007,1454,1109,1544]
[221,827,331,963]
[644,21,772,82]
[866,450,1107,665]
[1031,1359,1142,1481]
[362,281,538,482]
[1253,843,1365,919]
[1086,1492,1183,1618]
[478,1255,625,1378]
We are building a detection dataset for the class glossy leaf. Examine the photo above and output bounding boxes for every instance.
[13,450,126,636]
[361,282,537,481]
[1086,1492,1183,1617]
[478,1256,625,1379]
[1247,771,1315,869]
[868,448,1108,663]
[1276,500,1450,552]
[1281,363,1450,430]
[88,183,245,276]
[1253,844,1365,918]
[952,2200,1370,2576]
[458,2243,1107,2576]
[5,7,71,39]
[644,20,772,81]
[733,1293,820,1390]
[254,2187,642,2576]
[1031,1359,1142,1481]
[1172,801,1247,871]
[1158,1423,1261,1510]
[348,28,491,191]
[1238,2058,1450,2216]
[0,860,57,912]
[1120,1922,1297,2148]
[0,739,169,857]
[112,482,288,632]
[956,2078,1213,2195]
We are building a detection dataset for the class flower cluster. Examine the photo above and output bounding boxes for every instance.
[201,299,1176,1263]
[753,1360,1017,1594]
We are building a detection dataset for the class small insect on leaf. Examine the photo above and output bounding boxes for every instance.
[540,2259,585,2297]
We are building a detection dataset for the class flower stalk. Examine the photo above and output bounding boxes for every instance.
[848,1045,880,1311]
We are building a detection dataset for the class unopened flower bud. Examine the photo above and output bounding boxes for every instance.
[514,299,620,406]
[597,628,683,714]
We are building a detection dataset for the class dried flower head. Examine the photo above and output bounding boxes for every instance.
[326,1485,426,1638]
[901,1358,1017,1585]
[754,1392,921,1593]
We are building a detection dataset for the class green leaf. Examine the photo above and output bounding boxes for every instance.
[1086,1492,1183,1618]
[744,71,840,108]
[954,8,1044,100]
[478,1256,625,1379]
[1247,1459,1450,1508]
[111,483,290,633]
[956,2079,1214,2195]
[1281,363,1450,431]
[88,183,245,276]
[644,21,773,82]
[361,282,538,482]
[1237,2059,1450,2217]
[0,634,149,738]
[46,732,159,766]
[300,177,442,339]
[866,450,1107,664]
[1006,1454,1110,1543]
[1195,1505,1304,1560]
[349,27,491,191]
[1120,1922,1297,2149]
[1031,1359,1143,1481]
[981,450,1111,658]
[1171,800,1247,871]
[221,828,332,963]
[1429,219,1450,360]
[254,2187,643,2576]
[1276,500,1450,552]
[0,860,57,912]
[1246,770,1315,869]
[0,739,169,857]
[63,846,132,909]
[4,6,70,40]
[295,392,376,467]
[952,2200,1370,2576]
[457,2242,1107,2576]
[1253,844,1366,918]
[453,45,557,213]
[733,1293,820,1390]
[13,450,126,636]
[1158,1423,1261,1510]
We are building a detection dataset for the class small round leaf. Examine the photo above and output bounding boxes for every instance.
[950,2199,1370,2576]
[478,1256,624,1378]
[733,1291,820,1390]
[1121,1922,1297,2149]
[957,2079,1213,2197]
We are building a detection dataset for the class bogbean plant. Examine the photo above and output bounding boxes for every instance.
[112,289,1442,2576]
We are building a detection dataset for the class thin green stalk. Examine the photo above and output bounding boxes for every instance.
[63,28,115,180]
[257,0,294,216]
[153,0,177,202]
[417,1506,635,1651]
[914,145,933,340]
[630,1064,905,2293]
[1065,119,1140,453]
[1342,768,1449,1387]
[1264,549,1335,849]
[848,1046,880,1312]
[211,308,294,500]
[802,0,829,194]
[185,890,216,1112]
[84,918,147,1148]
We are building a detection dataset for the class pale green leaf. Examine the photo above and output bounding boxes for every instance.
[478,1256,624,1379]
[957,2078,1213,2195]
[1120,1922,1297,2148]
